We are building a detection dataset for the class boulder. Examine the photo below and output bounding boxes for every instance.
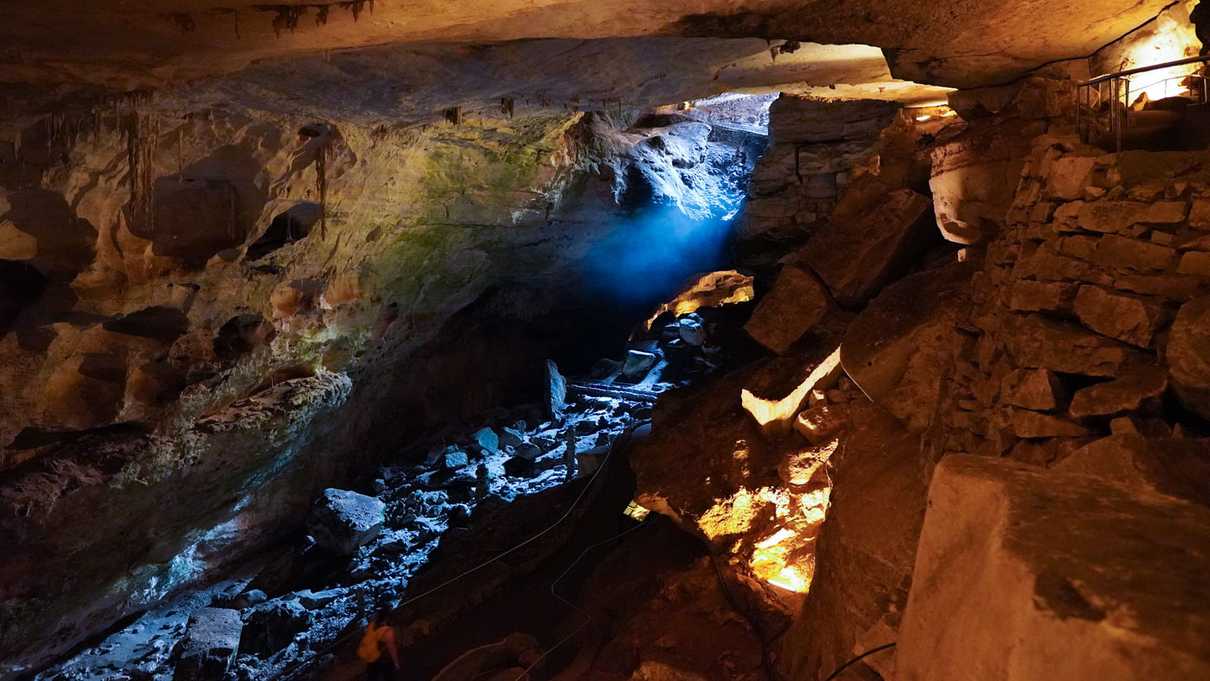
[473,427,500,454]
[1073,285,1167,348]
[1068,365,1167,418]
[1054,433,1210,504]
[841,262,973,430]
[1008,281,1076,312]
[513,442,542,461]
[677,315,706,346]
[780,405,928,681]
[442,446,470,470]
[1001,368,1065,411]
[896,456,1210,681]
[240,599,311,657]
[793,403,847,445]
[306,488,386,555]
[1004,314,1133,377]
[619,350,659,383]
[1168,296,1210,420]
[801,189,936,307]
[1177,251,1210,277]
[743,265,829,354]
[545,359,566,420]
[172,608,242,681]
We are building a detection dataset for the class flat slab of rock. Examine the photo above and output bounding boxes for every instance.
[801,188,936,307]
[1004,314,1133,377]
[896,455,1210,681]
[743,265,828,354]
[1072,285,1166,348]
[1068,365,1167,418]
[306,488,386,555]
[173,608,242,681]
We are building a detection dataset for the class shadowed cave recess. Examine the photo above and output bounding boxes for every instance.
[2,1,1210,680]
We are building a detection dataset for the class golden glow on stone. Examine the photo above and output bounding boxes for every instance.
[643,270,755,331]
[1119,11,1201,103]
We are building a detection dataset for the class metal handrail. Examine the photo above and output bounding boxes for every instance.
[1075,54,1210,152]
[1081,54,1210,86]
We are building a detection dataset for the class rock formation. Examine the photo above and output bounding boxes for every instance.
[4,1,1210,680]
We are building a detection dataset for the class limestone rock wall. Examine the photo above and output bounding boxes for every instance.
[940,138,1210,477]
[0,86,761,674]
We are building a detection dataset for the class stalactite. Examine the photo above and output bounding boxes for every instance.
[315,5,330,26]
[125,110,159,235]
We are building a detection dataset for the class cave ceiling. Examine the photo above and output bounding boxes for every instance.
[0,0,1172,105]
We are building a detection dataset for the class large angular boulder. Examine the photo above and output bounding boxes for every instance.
[841,262,974,431]
[743,265,829,354]
[306,488,386,555]
[240,598,311,657]
[1068,365,1167,418]
[172,608,243,681]
[896,456,1210,681]
[1072,285,1167,348]
[801,189,937,307]
[1168,296,1210,420]
[1053,433,1210,506]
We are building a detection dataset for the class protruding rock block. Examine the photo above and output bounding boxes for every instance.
[802,189,935,307]
[1009,408,1088,438]
[896,456,1210,681]
[1168,296,1210,420]
[1004,314,1133,377]
[1001,368,1065,411]
[306,488,385,555]
[545,359,566,420]
[1073,285,1167,348]
[1069,365,1167,418]
[1054,433,1210,504]
[619,349,659,383]
[841,262,973,430]
[744,265,828,354]
[173,608,243,681]
[240,598,311,657]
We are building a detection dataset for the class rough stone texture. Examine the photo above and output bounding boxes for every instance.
[240,599,311,657]
[781,404,927,681]
[1073,285,1167,348]
[1167,296,1210,420]
[1054,433,1210,506]
[929,117,1037,244]
[1004,314,1133,377]
[306,488,386,556]
[803,189,936,307]
[743,265,829,354]
[842,262,974,431]
[0,0,1171,90]
[172,608,242,681]
[1068,366,1167,418]
[896,456,1210,681]
[794,403,847,445]
[1008,280,1075,312]
[1001,368,1064,411]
